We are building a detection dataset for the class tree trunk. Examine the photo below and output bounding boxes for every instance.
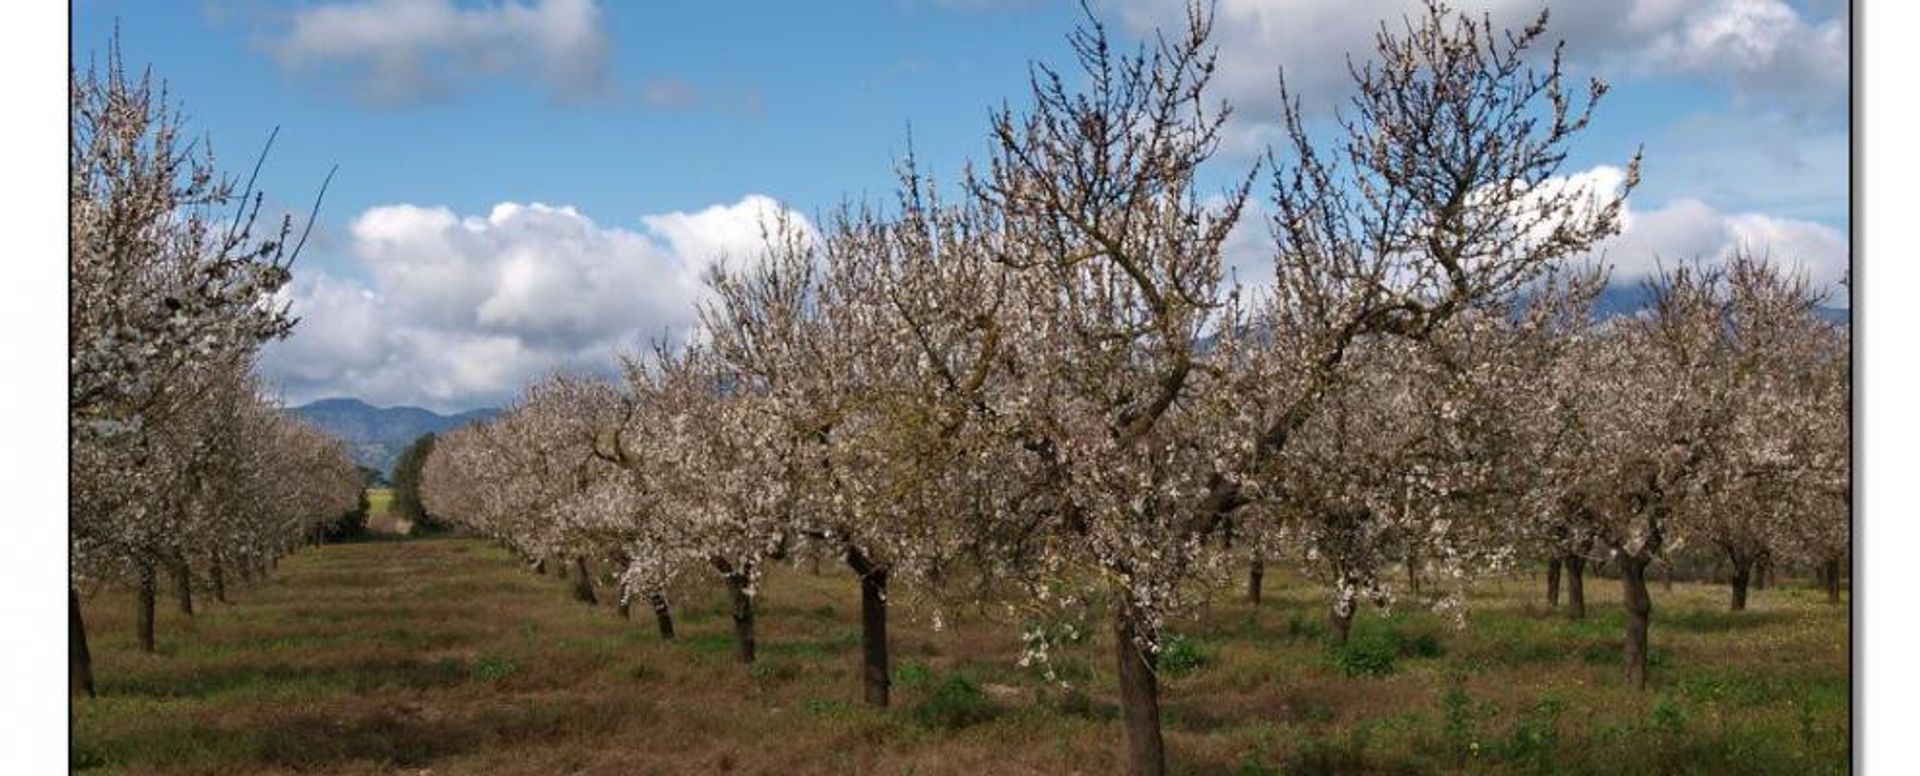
[724,572,756,664]
[570,556,598,605]
[1247,557,1265,606]
[533,557,548,576]
[1621,555,1654,690]
[649,591,676,640]
[1824,558,1842,604]
[1546,557,1562,608]
[1662,559,1674,592]
[1728,553,1752,612]
[847,548,892,707]
[136,559,157,654]
[168,554,194,617]
[616,598,631,620]
[1329,602,1355,647]
[1114,599,1166,776]
[209,558,228,604]
[1406,553,1422,596]
[70,587,95,697]
[1564,555,1587,620]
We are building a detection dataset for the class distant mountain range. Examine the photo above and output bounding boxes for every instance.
[1589,284,1850,324]
[290,398,501,475]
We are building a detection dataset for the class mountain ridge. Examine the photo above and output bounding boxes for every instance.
[290,397,500,475]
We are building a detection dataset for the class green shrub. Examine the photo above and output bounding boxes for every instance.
[473,655,517,682]
[802,697,852,717]
[1329,635,1398,677]
[893,660,933,690]
[1393,630,1445,659]
[911,675,1001,730]
[1159,633,1212,674]
[1501,695,1564,772]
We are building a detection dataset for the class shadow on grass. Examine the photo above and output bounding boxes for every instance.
[76,694,650,773]
[97,655,474,700]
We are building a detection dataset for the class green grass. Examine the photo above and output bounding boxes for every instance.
[361,488,408,535]
[72,537,1850,774]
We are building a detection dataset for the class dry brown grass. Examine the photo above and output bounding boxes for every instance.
[71,536,1849,774]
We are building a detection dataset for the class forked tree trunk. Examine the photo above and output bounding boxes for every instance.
[70,587,95,697]
[1564,555,1587,620]
[1546,557,1562,608]
[570,557,598,605]
[1727,553,1753,612]
[135,559,157,653]
[846,547,891,707]
[724,571,756,664]
[1824,558,1842,604]
[1621,555,1654,690]
[1114,599,1165,776]
[168,554,194,617]
[649,591,676,640]
[1247,557,1265,606]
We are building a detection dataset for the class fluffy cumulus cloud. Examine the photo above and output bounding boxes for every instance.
[261,195,809,411]
[1108,0,1845,151]
[264,0,611,105]
[1537,165,1849,300]
[1216,165,1848,306]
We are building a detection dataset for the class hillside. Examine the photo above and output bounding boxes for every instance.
[290,398,500,474]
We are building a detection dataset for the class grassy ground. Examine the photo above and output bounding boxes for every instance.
[361,489,408,536]
[71,536,1849,774]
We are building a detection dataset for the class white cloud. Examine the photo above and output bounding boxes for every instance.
[1217,165,1849,306]
[1109,0,1846,136]
[265,0,611,105]
[261,195,812,411]
[1551,166,1849,303]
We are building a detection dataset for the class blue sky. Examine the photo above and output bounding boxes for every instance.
[71,0,1851,412]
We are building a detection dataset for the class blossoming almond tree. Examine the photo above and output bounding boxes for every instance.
[70,42,341,695]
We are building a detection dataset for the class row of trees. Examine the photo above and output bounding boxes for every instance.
[69,45,363,696]
[418,4,1847,773]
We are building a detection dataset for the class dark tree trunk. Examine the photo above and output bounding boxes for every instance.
[1406,554,1422,596]
[1621,555,1654,690]
[533,557,548,576]
[1727,553,1752,612]
[70,587,95,697]
[846,548,892,707]
[209,558,228,604]
[616,598,631,620]
[570,557,598,605]
[1114,599,1166,776]
[1824,558,1842,604]
[168,554,194,617]
[724,572,756,664]
[1564,554,1587,620]
[649,592,676,640]
[1663,559,1674,592]
[1247,557,1265,606]
[136,559,157,653]
[1329,603,1355,647]
[1547,557,1563,608]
